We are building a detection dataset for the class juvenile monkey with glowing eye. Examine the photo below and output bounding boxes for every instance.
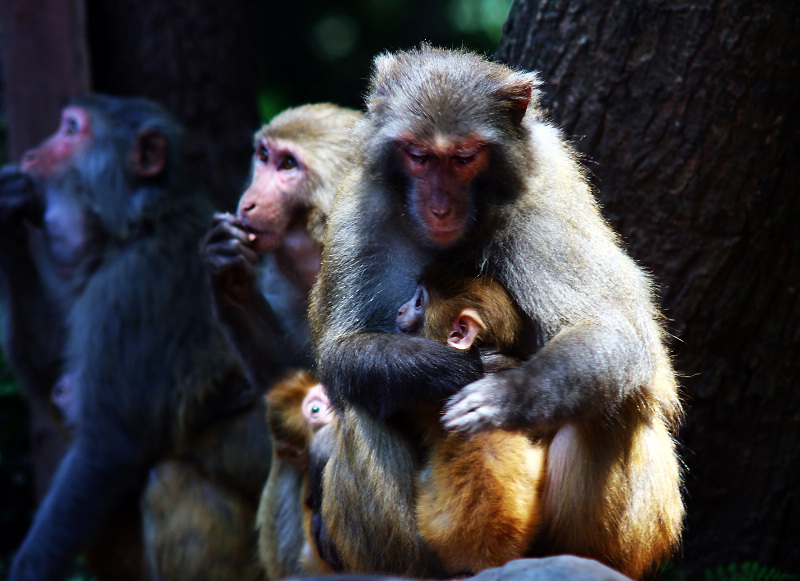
[259,370,335,579]
[396,269,546,575]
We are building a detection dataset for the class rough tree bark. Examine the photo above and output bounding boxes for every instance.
[87,0,259,209]
[0,0,91,503]
[497,1,799,577]
[0,0,91,169]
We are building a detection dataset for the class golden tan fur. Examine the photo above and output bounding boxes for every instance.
[419,270,522,353]
[144,461,264,581]
[410,272,546,574]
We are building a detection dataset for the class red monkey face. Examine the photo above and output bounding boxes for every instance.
[237,137,308,253]
[22,107,92,178]
[397,135,488,248]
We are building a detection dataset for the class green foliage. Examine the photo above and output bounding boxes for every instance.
[447,0,513,44]
[254,0,514,122]
[704,562,798,581]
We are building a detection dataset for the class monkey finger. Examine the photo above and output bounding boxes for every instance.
[204,241,258,278]
[205,219,251,246]
[441,378,508,433]
[210,211,239,227]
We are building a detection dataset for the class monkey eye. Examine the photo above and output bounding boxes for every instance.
[279,156,298,171]
[257,145,269,163]
[453,148,480,166]
[406,146,431,164]
[305,397,328,419]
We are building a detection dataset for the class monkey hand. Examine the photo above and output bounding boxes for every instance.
[201,212,259,305]
[0,164,39,225]
[441,372,531,434]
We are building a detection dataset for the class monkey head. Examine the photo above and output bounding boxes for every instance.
[301,383,332,431]
[237,104,362,254]
[396,282,486,351]
[237,134,307,253]
[267,370,332,467]
[22,107,93,179]
[18,96,173,277]
[362,45,540,250]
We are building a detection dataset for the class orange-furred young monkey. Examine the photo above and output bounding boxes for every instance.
[310,45,684,580]
[396,269,546,575]
[258,370,334,579]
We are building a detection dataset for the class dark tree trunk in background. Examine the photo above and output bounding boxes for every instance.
[497,1,799,576]
[87,0,260,209]
[0,0,91,160]
[0,0,91,502]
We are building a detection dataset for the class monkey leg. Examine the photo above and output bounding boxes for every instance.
[539,414,683,579]
[321,409,442,577]
[142,460,264,581]
[416,430,546,575]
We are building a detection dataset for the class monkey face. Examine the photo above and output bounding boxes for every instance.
[397,138,487,248]
[237,138,308,253]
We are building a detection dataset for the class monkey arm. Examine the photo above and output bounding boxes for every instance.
[203,213,311,389]
[317,332,484,420]
[10,434,145,581]
[0,168,65,404]
[442,321,654,434]
[219,288,312,390]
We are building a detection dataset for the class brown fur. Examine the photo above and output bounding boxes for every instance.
[143,460,264,581]
[143,393,271,581]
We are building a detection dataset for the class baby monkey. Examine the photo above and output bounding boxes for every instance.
[396,268,546,575]
[259,370,334,578]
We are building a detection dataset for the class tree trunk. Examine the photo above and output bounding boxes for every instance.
[0,0,91,159]
[86,0,260,210]
[497,1,799,577]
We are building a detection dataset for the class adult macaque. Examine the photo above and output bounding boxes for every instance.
[257,370,333,579]
[1,94,267,581]
[202,104,363,391]
[396,269,545,575]
[310,46,684,579]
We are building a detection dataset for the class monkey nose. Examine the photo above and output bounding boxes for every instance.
[431,206,451,218]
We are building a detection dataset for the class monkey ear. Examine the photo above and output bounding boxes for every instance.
[134,128,168,177]
[447,309,486,351]
[368,51,402,111]
[497,71,541,125]
[372,52,398,94]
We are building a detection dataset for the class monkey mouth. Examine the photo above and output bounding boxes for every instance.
[427,225,465,247]
[241,222,283,252]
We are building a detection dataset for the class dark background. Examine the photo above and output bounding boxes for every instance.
[1,1,798,579]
